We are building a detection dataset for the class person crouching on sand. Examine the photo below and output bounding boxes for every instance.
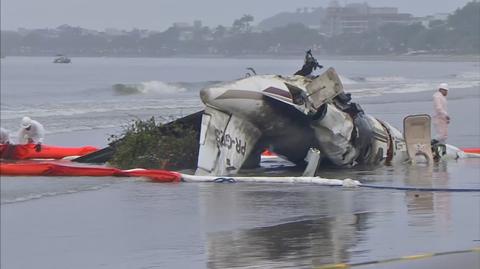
[18,116,45,152]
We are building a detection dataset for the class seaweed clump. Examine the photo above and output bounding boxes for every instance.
[109,116,200,170]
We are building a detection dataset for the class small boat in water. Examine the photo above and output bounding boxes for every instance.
[53,55,71,63]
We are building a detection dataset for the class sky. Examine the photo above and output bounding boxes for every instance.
[0,0,474,31]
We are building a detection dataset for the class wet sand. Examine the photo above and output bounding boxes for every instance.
[356,252,480,269]
[2,159,479,269]
[1,60,479,268]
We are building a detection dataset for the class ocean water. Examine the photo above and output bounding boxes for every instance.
[1,56,479,269]
[1,56,479,146]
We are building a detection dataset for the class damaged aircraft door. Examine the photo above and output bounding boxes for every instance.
[196,106,261,176]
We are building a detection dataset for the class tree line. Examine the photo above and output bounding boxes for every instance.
[1,1,478,57]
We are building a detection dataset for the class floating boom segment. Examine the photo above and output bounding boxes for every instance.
[0,144,98,160]
[0,161,181,182]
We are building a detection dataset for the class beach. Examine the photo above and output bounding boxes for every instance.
[1,56,479,268]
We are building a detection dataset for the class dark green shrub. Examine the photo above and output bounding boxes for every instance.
[110,117,199,170]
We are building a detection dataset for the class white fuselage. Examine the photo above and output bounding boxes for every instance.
[196,73,409,176]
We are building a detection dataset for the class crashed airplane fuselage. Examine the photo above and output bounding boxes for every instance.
[195,67,409,176]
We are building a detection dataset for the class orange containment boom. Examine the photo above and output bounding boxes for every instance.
[0,161,181,182]
[261,150,276,156]
[0,143,98,160]
[461,148,480,154]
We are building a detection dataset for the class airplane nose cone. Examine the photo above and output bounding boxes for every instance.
[200,87,225,105]
[199,88,211,104]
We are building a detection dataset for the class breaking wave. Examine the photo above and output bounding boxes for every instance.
[113,80,186,95]
[345,71,480,97]
[0,98,202,119]
[348,81,480,97]
[452,71,480,80]
[364,76,407,83]
[111,80,221,95]
[0,97,203,135]
[347,76,408,84]
[338,75,358,85]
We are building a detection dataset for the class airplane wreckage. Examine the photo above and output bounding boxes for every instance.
[75,51,471,175]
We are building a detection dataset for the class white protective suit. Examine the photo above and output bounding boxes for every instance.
[0,127,10,144]
[432,91,448,143]
[18,119,45,144]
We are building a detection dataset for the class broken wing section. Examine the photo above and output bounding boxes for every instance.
[284,67,345,116]
[306,67,344,111]
[195,106,261,176]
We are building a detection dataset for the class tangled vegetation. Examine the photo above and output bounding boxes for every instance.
[109,116,200,170]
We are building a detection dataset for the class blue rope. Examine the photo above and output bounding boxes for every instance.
[213,177,236,183]
[360,184,480,192]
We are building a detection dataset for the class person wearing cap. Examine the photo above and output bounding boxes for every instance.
[17,116,45,152]
[432,83,450,143]
[0,127,10,144]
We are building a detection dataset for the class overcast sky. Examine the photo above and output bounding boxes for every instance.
[1,0,474,31]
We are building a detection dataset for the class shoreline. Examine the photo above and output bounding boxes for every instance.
[3,54,480,62]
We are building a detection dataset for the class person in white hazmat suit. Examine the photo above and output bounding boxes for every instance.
[432,83,450,143]
[0,127,10,144]
[17,116,45,152]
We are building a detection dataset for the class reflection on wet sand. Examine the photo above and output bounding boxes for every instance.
[197,183,372,268]
[204,207,370,268]
[195,158,478,268]
[404,163,451,230]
